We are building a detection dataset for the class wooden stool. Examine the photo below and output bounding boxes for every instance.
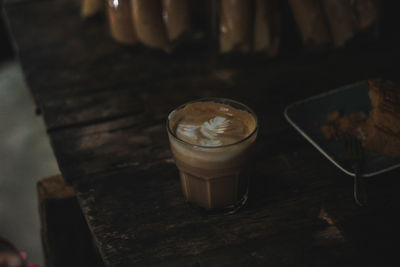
[37,175,103,267]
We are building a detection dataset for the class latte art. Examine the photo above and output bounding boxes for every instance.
[171,101,256,147]
[178,116,232,146]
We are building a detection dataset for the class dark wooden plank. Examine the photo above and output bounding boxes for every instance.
[48,83,307,180]
[74,144,400,267]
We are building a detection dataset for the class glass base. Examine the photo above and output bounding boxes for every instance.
[187,190,248,216]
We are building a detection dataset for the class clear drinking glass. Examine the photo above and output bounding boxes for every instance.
[167,98,258,214]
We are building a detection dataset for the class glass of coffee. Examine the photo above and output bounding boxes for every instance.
[167,98,258,214]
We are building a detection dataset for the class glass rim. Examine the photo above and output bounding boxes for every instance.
[166,97,259,149]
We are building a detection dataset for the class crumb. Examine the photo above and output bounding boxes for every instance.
[327,111,340,123]
[320,125,336,140]
[320,112,367,141]
[337,112,365,133]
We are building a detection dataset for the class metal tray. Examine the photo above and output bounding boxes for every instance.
[284,81,400,177]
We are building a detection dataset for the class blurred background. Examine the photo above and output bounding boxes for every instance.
[1,0,59,265]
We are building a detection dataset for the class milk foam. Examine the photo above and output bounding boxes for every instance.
[171,102,256,147]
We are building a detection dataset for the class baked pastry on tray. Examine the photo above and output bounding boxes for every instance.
[363,80,400,157]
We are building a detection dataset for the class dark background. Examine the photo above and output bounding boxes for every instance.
[1,0,14,62]
[0,0,398,63]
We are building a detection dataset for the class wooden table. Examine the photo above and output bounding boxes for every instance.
[4,0,400,266]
